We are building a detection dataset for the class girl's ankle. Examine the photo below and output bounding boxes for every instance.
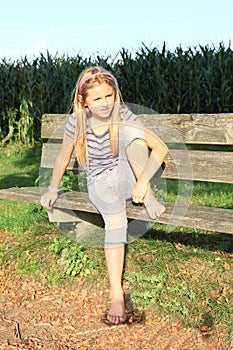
[110,288,124,300]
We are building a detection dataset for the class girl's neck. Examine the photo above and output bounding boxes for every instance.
[90,115,111,136]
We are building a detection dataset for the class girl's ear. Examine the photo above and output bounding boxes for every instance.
[78,94,88,108]
[77,94,83,104]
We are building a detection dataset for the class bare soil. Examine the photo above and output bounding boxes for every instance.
[0,270,232,350]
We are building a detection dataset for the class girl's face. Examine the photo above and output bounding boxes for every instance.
[84,83,115,120]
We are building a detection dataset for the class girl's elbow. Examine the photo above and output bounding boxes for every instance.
[157,143,168,158]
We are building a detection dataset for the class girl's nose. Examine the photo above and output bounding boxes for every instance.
[102,98,109,105]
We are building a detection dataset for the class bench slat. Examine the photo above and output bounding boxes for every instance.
[41,113,233,145]
[0,187,232,234]
[41,144,233,183]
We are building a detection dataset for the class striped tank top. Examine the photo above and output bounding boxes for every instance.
[65,105,138,178]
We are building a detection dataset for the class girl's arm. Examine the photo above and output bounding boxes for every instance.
[40,133,75,210]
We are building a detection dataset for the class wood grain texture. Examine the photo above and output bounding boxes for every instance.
[41,143,233,183]
[0,187,232,234]
[41,113,233,144]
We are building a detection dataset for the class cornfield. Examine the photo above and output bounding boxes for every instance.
[1,42,233,145]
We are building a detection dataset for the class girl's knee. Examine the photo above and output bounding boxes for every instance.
[104,212,127,230]
[103,212,128,244]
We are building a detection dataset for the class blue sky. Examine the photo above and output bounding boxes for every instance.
[1,0,233,61]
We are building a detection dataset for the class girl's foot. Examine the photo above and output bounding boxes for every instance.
[143,189,166,220]
[106,292,127,325]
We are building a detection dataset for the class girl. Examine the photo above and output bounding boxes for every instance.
[40,66,168,325]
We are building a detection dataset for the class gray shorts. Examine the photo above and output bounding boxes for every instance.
[87,120,145,244]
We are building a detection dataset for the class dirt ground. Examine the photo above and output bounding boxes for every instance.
[0,270,232,350]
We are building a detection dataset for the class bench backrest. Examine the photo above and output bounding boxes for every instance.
[41,113,233,184]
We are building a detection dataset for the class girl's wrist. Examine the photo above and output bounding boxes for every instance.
[138,172,149,185]
[48,185,59,193]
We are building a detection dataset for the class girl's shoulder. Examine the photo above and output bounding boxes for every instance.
[68,112,76,123]
[65,112,76,139]
[120,104,138,122]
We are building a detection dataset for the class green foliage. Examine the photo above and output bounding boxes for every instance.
[124,234,233,338]
[0,200,99,283]
[60,170,87,192]
[1,97,35,145]
[50,235,99,277]
[1,43,233,144]
[17,97,34,145]
[125,270,197,317]
[0,52,88,143]
[0,142,41,188]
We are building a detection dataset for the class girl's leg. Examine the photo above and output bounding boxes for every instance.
[104,243,126,324]
[102,211,127,324]
[126,138,165,219]
[88,174,128,325]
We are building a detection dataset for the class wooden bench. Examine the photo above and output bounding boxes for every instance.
[0,112,233,237]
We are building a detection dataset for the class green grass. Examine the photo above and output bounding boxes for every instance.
[0,143,232,341]
[0,202,61,284]
[0,141,42,188]
[124,230,233,336]
[0,199,102,286]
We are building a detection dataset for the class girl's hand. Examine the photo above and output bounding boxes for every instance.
[131,177,148,204]
[40,191,58,210]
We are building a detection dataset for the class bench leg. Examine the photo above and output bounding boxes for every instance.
[48,209,150,247]
[48,208,105,248]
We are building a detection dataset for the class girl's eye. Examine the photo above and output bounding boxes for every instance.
[93,93,113,101]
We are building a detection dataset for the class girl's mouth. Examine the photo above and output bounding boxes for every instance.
[101,107,111,112]
[100,107,112,116]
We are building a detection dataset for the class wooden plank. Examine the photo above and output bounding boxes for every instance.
[0,187,232,234]
[41,114,68,139]
[41,113,233,145]
[40,143,233,183]
[165,149,233,183]
[142,113,233,145]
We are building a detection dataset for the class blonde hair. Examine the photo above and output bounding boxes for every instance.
[73,66,122,169]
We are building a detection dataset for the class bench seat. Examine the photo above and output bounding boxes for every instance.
[0,186,232,234]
